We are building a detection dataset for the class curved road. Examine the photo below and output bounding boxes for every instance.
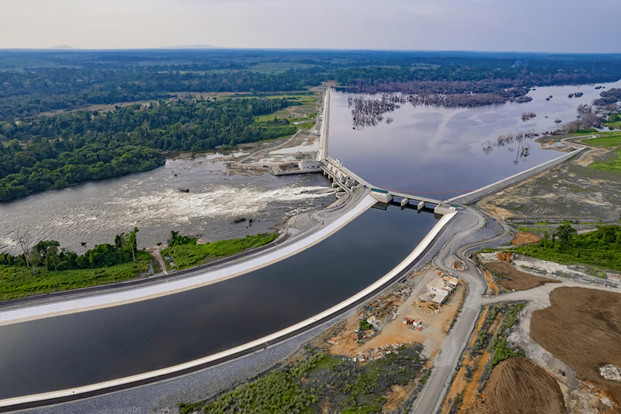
[411,207,512,414]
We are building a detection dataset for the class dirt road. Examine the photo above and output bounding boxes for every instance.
[411,207,512,413]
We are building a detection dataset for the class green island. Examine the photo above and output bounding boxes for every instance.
[179,345,428,414]
[162,231,279,270]
[0,96,309,202]
[0,229,278,301]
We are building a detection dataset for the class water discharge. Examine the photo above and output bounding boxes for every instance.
[0,156,333,254]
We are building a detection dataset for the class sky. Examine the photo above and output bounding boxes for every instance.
[1,0,620,53]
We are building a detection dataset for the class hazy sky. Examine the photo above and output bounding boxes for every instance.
[1,0,620,52]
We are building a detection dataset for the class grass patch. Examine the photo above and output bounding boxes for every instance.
[296,121,315,130]
[162,233,278,270]
[0,251,152,301]
[590,147,621,173]
[583,131,621,148]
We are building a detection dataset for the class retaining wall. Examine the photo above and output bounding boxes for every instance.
[447,147,586,205]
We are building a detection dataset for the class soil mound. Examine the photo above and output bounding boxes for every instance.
[495,251,513,263]
[485,261,559,291]
[512,231,542,246]
[474,358,566,414]
[531,287,621,405]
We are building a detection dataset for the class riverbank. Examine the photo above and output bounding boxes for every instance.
[0,187,375,326]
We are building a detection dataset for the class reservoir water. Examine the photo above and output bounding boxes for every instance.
[329,80,621,199]
[0,205,436,399]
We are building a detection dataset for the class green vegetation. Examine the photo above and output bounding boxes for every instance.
[509,224,621,271]
[161,232,278,270]
[0,252,151,301]
[583,131,621,148]
[0,228,152,300]
[606,113,621,129]
[0,97,298,202]
[590,148,621,173]
[359,319,374,331]
[180,346,427,414]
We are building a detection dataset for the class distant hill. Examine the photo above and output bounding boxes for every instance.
[159,44,218,49]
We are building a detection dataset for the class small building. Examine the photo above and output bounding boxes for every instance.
[431,290,449,305]
[298,160,320,171]
[403,317,415,325]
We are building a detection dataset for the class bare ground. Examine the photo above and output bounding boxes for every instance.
[473,358,567,414]
[479,146,621,223]
[316,270,466,361]
[512,231,541,245]
[530,287,621,406]
[485,261,560,292]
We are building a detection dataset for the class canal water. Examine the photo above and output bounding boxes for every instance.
[329,80,621,199]
[0,205,437,399]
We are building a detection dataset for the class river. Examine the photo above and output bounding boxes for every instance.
[0,154,334,255]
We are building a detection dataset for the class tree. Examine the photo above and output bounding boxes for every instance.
[46,245,60,271]
[556,223,577,249]
[34,240,60,260]
[128,227,139,262]
[15,231,36,275]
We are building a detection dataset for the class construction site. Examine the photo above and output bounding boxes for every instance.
[314,266,465,365]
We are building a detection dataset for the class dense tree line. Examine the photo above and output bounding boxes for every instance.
[2,50,621,120]
[0,97,293,202]
[0,228,140,273]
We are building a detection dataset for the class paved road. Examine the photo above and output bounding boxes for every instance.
[411,207,512,414]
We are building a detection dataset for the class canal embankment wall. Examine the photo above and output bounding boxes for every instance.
[447,146,586,205]
[0,208,457,411]
[0,193,376,327]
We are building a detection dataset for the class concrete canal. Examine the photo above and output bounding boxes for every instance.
[0,204,437,400]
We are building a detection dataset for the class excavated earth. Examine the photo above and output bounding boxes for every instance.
[485,261,560,291]
[530,287,621,406]
[473,357,567,414]
[480,148,621,223]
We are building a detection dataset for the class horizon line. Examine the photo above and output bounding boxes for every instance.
[1,46,621,56]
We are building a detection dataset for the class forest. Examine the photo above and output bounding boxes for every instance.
[1,50,621,202]
[0,96,294,201]
[2,50,621,120]
[510,224,621,272]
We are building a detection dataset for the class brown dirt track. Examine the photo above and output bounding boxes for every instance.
[485,261,560,291]
[473,358,566,414]
[531,287,621,405]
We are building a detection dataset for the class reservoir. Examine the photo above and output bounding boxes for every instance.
[329,80,621,199]
[0,204,437,399]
